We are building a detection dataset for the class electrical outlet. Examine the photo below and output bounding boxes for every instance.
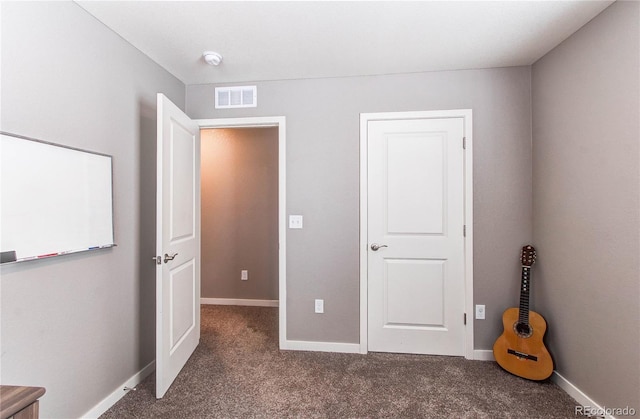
[241,270,248,281]
[289,215,303,229]
[475,304,485,320]
[314,299,324,314]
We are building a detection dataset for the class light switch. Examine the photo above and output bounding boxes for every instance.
[289,215,303,229]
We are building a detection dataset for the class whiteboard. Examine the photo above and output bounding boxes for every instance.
[0,132,115,263]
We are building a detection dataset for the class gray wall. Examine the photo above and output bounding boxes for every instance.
[9,1,633,415]
[532,0,639,411]
[0,2,184,418]
[187,67,533,346]
[201,128,279,301]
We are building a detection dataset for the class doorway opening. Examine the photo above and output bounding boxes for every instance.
[196,116,287,348]
[200,127,279,306]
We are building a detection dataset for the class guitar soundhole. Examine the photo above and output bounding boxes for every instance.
[513,322,533,338]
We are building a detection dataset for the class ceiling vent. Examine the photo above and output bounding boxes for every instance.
[215,86,257,109]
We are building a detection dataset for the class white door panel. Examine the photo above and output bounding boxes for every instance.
[367,117,465,356]
[384,258,445,327]
[156,93,201,398]
[169,259,196,351]
[169,125,196,241]
[386,133,445,234]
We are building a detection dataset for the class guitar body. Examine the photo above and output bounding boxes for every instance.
[493,307,553,381]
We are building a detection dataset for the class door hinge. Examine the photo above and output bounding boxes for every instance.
[463,137,466,149]
[463,225,466,237]
[464,313,467,325]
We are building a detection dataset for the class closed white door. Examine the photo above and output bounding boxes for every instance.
[156,93,201,398]
[367,117,466,355]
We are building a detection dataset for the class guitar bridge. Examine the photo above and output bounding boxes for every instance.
[507,348,538,361]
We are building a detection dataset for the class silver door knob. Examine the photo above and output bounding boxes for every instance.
[164,253,178,263]
[370,244,388,251]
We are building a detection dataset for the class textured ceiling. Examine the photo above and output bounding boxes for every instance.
[77,1,613,85]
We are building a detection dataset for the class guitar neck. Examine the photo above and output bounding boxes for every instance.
[518,266,531,324]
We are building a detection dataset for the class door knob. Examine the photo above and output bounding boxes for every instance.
[370,244,388,251]
[164,253,178,263]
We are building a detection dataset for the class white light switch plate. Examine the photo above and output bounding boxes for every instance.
[289,215,303,229]
[475,304,485,320]
[315,299,324,313]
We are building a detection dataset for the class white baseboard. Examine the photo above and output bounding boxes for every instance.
[474,351,611,417]
[281,339,361,353]
[283,346,496,358]
[201,298,279,307]
[473,349,495,361]
[81,361,155,419]
[552,371,617,419]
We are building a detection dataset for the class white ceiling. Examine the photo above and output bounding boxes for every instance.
[76,1,613,86]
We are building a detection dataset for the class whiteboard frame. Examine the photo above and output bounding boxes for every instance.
[0,131,116,264]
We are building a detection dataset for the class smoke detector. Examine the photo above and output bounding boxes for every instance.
[203,51,223,66]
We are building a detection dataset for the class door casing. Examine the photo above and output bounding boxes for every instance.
[196,116,287,349]
[359,110,474,358]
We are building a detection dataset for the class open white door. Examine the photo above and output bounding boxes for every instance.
[155,93,201,398]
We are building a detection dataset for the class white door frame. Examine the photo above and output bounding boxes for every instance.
[196,116,287,349]
[359,110,474,359]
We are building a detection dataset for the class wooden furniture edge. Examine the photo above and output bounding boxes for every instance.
[0,385,46,419]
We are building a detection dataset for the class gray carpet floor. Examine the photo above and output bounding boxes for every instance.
[100,305,580,418]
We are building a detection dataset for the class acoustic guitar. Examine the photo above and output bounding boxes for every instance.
[493,245,553,380]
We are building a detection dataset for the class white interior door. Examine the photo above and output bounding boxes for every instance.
[156,93,201,398]
[367,117,466,355]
